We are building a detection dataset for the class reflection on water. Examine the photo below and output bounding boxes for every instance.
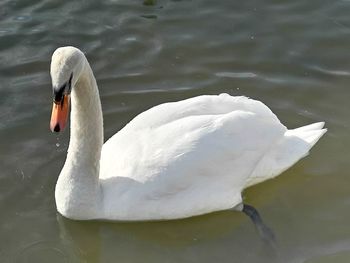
[56,212,277,263]
[0,0,349,262]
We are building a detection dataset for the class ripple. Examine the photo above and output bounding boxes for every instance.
[140,14,158,19]
[309,65,350,76]
[13,15,31,22]
[15,240,68,263]
[0,29,14,36]
[215,71,257,78]
[125,36,138,41]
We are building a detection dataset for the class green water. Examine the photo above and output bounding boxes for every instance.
[0,0,349,262]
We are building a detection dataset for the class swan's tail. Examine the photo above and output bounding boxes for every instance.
[245,122,327,188]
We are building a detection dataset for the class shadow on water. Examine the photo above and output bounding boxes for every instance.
[55,211,279,263]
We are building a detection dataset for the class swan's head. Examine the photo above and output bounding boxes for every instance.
[50,46,85,132]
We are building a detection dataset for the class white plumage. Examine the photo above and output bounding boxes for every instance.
[51,47,326,221]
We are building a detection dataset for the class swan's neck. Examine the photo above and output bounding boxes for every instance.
[55,60,104,220]
[68,62,104,166]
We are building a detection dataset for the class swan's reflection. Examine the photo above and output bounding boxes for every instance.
[57,210,252,263]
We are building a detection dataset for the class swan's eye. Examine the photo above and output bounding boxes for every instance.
[54,83,66,102]
[53,73,73,102]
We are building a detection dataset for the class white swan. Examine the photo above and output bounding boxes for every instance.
[50,46,326,221]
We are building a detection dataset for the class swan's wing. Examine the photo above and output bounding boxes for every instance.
[124,93,280,130]
[100,95,286,219]
[101,94,284,182]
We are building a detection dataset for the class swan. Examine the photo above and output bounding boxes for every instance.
[50,46,326,225]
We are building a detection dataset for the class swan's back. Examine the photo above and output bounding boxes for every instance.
[127,94,279,129]
[99,94,325,220]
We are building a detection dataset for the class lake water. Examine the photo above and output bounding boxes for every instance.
[0,0,349,262]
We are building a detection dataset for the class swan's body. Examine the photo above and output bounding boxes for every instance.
[51,47,326,221]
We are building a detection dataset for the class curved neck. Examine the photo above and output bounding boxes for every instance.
[68,61,104,166]
[56,59,104,219]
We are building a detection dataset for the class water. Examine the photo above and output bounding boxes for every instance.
[0,0,349,262]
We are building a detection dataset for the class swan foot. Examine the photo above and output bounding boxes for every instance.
[241,204,276,247]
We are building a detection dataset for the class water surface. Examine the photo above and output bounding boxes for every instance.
[0,0,349,262]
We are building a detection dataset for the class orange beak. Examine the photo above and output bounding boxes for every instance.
[50,94,70,132]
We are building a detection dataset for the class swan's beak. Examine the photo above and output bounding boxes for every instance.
[50,94,70,133]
